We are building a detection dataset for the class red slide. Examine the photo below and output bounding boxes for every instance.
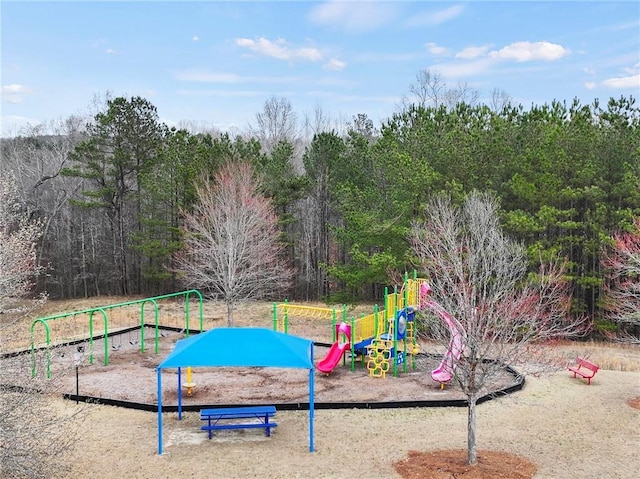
[317,341,350,374]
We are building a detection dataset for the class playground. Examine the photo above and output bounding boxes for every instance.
[16,279,520,408]
[2,288,639,478]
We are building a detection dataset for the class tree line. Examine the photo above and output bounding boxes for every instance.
[1,93,638,331]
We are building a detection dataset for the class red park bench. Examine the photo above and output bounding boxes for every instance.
[568,357,599,385]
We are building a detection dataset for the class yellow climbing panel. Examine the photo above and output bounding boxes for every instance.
[366,339,393,378]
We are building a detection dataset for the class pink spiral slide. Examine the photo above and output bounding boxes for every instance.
[420,283,465,386]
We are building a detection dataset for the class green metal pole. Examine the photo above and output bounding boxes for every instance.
[197,291,204,332]
[29,319,50,378]
[145,299,159,353]
[99,308,109,366]
[331,308,336,343]
[272,303,277,331]
[140,302,146,352]
[88,311,95,365]
[185,294,190,337]
[284,299,289,334]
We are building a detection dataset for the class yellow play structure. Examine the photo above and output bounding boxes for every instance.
[274,273,428,378]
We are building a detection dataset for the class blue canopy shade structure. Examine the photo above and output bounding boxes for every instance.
[155,327,315,454]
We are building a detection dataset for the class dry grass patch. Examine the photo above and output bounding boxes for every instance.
[548,340,640,372]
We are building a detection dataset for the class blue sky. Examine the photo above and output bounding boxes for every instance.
[2,1,639,136]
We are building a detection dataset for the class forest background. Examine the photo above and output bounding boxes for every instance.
[1,84,639,334]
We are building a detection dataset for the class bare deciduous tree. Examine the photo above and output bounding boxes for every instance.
[0,173,46,314]
[406,69,447,109]
[444,81,480,107]
[348,113,378,142]
[303,103,334,140]
[1,119,86,283]
[489,87,512,113]
[175,162,293,326]
[411,191,590,465]
[601,217,640,343]
[0,173,83,479]
[251,96,299,154]
[401,68,496,112]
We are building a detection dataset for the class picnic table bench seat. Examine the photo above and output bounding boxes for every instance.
[200,406,277,439]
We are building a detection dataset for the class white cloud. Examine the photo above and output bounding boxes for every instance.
[105,48,117,55]
[602,73,640,89]
[585,82,597,90]
[323,58,346,71]
[425,42,449,57]
[405,4,465,27]
[489,41,570,62]
[435,58,494,78]
[455,45,490,60]
[308,0,399,33]
[2,84,29,95]
[1,84,32,103]
[192,35,200,42]
[235,37,322,62]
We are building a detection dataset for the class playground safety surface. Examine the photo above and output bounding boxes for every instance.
[18,329,521,407]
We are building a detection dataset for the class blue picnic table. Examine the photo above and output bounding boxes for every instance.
[200,405,277,439]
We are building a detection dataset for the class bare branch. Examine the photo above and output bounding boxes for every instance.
[410,69,447,109]
[0,173,47,315]
[174,162,293,325]
[489,88,512,113]
[251,96,299,153]
[411,191,590,464]
[601,217,640,339]
[0,173,86,479]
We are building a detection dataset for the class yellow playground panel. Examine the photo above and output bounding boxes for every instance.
[350,277,425,340]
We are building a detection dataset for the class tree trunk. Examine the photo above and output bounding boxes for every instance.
[467,394,478,465]
[226,301,234,327]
